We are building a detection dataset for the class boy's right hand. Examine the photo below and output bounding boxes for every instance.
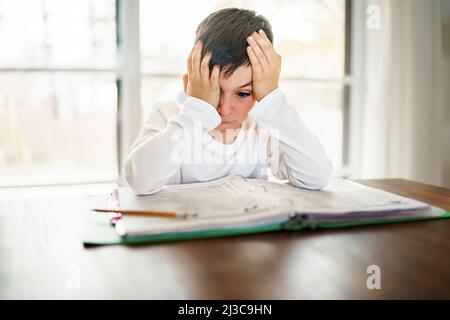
[184,41,221,109]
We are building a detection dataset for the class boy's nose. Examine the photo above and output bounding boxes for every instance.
[217,95,233,117]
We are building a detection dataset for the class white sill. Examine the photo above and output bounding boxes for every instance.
[0,182,119,201]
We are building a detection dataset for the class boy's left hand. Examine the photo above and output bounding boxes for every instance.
[246,29,282,102]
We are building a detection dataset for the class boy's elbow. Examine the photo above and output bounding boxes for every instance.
[311,159,333,190]
[314,160,333,189]
[127,176,164,196]
[309,173,331,190]
[123,158,163,196]
[291,176,328,191]
[132,185,163,196]
[289,159,333,191]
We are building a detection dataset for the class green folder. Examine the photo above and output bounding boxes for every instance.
[82,206,450,247]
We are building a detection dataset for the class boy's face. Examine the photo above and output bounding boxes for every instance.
[216,65,256,131]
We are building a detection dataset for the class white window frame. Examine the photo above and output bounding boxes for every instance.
[116,0,141,186]
[345,0,366,180]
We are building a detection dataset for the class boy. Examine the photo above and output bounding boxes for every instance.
[124,8,333,195]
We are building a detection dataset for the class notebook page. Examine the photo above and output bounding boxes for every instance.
[116,176,292,236]
[244,178,429,214]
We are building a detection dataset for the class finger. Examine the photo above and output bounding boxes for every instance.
[246,46,263,74]
[210,65,220,86]
[247,34,269,70]
[258,29,279,63]
[200,51,212,82]
[258,29,270,41]
[252,31,274,65]
[187,45,195,75]
[192,41,203,77]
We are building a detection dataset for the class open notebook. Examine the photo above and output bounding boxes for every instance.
[83,175,449,246]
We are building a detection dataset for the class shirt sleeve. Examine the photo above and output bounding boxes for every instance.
[123,97,221,195]
[248,88,333,190]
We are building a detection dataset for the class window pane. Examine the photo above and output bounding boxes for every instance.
[0,0,116,68]
[280,80,343,169]
[141,76,342,169]
[254,0,345,78]
[141,76,184,120]
[140,0,345,78]
[140,0,213,75]
[0,72,118,186]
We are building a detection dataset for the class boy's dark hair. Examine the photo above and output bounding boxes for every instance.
[195,8,273,78]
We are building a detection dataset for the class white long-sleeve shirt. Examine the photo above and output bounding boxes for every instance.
[123,88,333,195]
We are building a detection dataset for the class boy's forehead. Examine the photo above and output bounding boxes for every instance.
[219,65,252,89]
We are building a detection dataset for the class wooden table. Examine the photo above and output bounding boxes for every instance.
[1,179,449,299]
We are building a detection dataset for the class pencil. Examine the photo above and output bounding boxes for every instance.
[92,208,197,219]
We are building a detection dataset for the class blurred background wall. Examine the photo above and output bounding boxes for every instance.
[0,0,448,188]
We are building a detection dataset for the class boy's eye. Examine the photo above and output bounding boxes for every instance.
[236,92,251,98]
